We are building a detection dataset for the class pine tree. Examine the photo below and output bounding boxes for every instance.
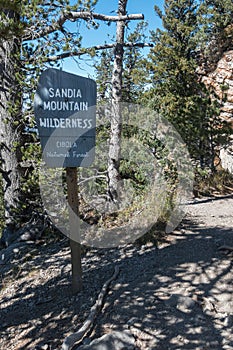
[0,0,99,242]
[95,50,113,102]
[0,0,146,294]
[95,21,148,104]
[122,21,149,103]
[0,1,145,238]
[0,4,25,238]
[92,0,146,203]
[146,0,224,169]
[197,0,233,68]
[93,17,150,204]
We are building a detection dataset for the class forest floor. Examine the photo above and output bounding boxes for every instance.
[0,194,233,350]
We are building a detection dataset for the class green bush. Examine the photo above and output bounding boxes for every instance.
[194,168,233,197]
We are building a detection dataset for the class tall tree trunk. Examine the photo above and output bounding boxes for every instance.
[0,9,23,241]
[107,0,127,203]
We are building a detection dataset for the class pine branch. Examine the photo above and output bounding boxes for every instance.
[23,11,144,40]
[28,42,153,63]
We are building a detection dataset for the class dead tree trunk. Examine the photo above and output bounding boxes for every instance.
[0,9,24,242]
[107,0,127,203]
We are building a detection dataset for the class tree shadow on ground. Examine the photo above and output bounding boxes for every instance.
[0,215,232,349]
[90,218,233,350]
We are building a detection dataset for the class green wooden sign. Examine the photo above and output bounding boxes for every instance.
[34,68,96,168]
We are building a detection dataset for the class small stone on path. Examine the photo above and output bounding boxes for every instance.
[77,331,135,350]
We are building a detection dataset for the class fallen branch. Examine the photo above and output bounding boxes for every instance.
[61,266,120,350]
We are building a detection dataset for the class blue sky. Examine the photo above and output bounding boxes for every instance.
[62,0,164,77]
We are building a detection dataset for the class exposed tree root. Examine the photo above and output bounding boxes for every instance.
[61,266,120,350]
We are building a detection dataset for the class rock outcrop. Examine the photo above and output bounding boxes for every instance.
[201,50,233,173]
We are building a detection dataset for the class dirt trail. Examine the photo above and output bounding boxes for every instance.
[0,195,232,350]
[186,195,233,228]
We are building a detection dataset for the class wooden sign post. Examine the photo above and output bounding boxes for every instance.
[34,68,96,293]
[66,167,82,293]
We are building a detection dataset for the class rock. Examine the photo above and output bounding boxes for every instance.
[224,315,233,327]
[41,345,49,350]
[201,296,218,315]
[220,147,233,174]
[201,51,233,119]
[127,317,141,326]
[77,331,135,350]
[166,294,196,313]
[217,301,233,314]
[200,50,233,173]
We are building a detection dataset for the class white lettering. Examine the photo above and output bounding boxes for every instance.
[63,101,69,111]
[60,119,65,128]
[48,88,54,98]
[61,89,67,98]
[82,101,88,110]
[72,151,88,158]
[83,119,88,128]
[88,119,92,128]
[39,117,94,129]
[44,101,50,110]
[50,101,57,111]
[77,119,82,128]
[54,119,60,127]
[46,151,70,158]
[71,119,77,128]
[43,100,89,111]
[50,88,83,99]
[67,89,73,98]
[74,102,79,111]
[39,118,47,127]
[56,141,78,148]
[77,89,82,98]
[55,89,60,98]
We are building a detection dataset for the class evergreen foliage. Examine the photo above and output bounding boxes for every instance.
[122,21,149,103]
[0,0,99,234]
[95,21,148,104]
[0,0,232,238]
[197,0,233,61]
[145,0,230,169]
[95,50,113,102]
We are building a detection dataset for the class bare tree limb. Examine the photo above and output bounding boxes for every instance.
[61,266,120,350]
[36,42,153,63]
[69,11,144,22]
[23,11,144,40]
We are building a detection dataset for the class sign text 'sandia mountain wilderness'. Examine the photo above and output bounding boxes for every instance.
[34,69,96,167]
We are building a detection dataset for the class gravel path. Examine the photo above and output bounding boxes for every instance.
[0,195,232,350]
